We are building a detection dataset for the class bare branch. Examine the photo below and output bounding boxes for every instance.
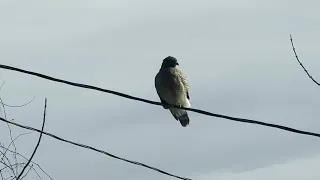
[25,165,43,180]
[16,98,47,180]
[0,97,36,108]
[290,34,320,86]
[0,162,43,180]
[0,83,51,180]
[19,164,33,180]
[0,160,15,178]
[0,145,52,180]
[0,163,25,172]
[0,132,31,179]
[0,170,4,180]
[1,133,31,161]
[0,97,18,177]
[0,81,36,108]
[0,82,5,91]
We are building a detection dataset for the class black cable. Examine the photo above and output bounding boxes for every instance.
[0,117,191,180]
[0,64,319,138]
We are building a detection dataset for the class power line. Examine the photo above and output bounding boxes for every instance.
[0,117,191,180]
[0,64,320,138]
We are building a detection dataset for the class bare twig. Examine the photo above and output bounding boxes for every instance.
[0,171,4,180]
[0,97,36,108]
[0,163,25,172]
[4,175,13,180]
[16,98,47,180]
[19,164,34,180]
[0,82,5,91]
[0,144,52,180]
[1,133,31,162]
[0,82,36,177]
[35,164,52,180]
[0,132,31,179]
[0,97,18,177]
[0,82,51,180]
[0,81,35,108]
[0,159,15,178]
[290,34,320,86]
[0,162,42,180]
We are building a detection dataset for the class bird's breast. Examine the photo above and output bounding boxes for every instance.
[156,69,186,105]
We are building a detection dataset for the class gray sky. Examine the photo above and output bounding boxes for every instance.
[0,0,320,180]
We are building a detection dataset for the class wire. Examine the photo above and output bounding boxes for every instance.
[0,64,319,138]
[0,117,191,180]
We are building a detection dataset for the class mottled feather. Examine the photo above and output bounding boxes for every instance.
[155,57,191,127]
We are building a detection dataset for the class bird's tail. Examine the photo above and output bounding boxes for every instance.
[178,112,190,127]
[169,108,190,127]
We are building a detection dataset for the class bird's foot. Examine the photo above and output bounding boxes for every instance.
[163,104,169,109]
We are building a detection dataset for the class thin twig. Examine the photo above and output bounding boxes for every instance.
[5,175,12,180]
[0,163,25,172]
[0,170,4,180]
[25,164,43,180]
[0,117,191,180]
[0,82,35,109]
[0,64,320,139]
[0,82,5,91]
[0,145,52,180]
[1,133,31,163]
[290,34,320,86]
[0,132,31,179]
[0,162,40,180]
[0,82,36,177]
[16,98,47,180]
[34,164,52,180]
[19,164,33,180]
[0,160,15,178]
[0,97,18,178]
[0,97,36,108]
[0,83,51,180]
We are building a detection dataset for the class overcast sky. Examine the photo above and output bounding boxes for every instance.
[0,0,320,180]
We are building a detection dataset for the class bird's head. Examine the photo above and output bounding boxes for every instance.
[161,56,179,69]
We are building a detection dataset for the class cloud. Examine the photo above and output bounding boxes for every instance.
[197,153,320,180]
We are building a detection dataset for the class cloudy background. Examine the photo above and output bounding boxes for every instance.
[0,0,320,179]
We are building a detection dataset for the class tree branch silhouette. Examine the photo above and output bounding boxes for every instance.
[0,96,36,108]
[0,144,53,180]
[0,64,320,139]
[290,34,320,86]
[0,83,51,180]
[16,98,47,180]
[0,84,19,177]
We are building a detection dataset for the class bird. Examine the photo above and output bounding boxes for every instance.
[154,56,191,127]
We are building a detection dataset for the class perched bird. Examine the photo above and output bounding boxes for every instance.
[155,56,191,127]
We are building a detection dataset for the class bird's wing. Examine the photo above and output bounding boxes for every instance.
[155,72,170,108]
[176,68,190,99]
[155,68,191,126]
